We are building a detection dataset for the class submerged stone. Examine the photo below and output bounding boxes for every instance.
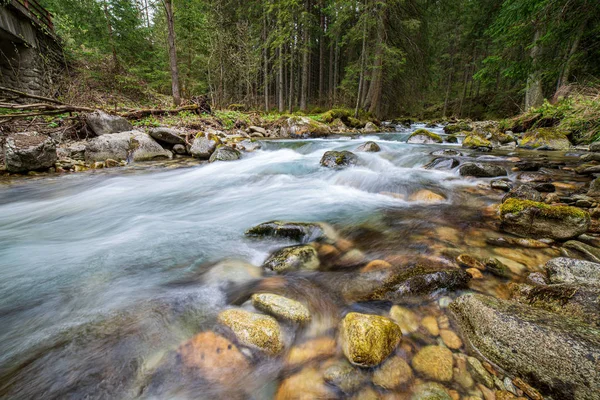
[245,221,336,243]
[502,184,543,203]
[217,308,283,355]
[251,293,311,323]
[459,162,507,178]
[372,355,413,389]
[411,382,452,400]
[323,359,369,393]
[262,245,320,273]
[423,158,459,170]
[411,345,454,382]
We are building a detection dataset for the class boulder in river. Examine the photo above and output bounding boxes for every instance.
[251,293,311,323]
[363,122,379,133]
[85,131,132,162]
[450,293,600,400]
[462,133,492,149]
[407,129,443,144]
[545,257,600,285]
[280,116,331,138]
[209,146,240,162]
[356,141,381,152]
[459,162,507,178]
[4,132,56,173]
[148,127,186,145]
[518,127,571,150]
[190,135,220,159]
[85,110,132,136]
[245,221,337,243]
[340,312,402,367]
[262,245,320,272]
[217,308,283,355]
[444,122,473,134]
[490,179,513,192]
[130,131,172,161]
[499,198,590,240]
[502,184,543,203]
[320,150,358,168]
[423,157,459,170]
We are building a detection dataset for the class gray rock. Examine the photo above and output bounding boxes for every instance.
[237,140,262,152]
[518,172,551,183]
[407,129,443,144]
[320,151,358,168]
[490,179,513,192]
[190,136,218,159]
[587,177,600,197]
[85,132,131,162]
[249,126,267,135]
[450,293,600,400]
[65,143,86,161]
[85,111,132,136]
[130,131,172,161]
[563,240,600,263]
[172,144,187,155]
[545,257,600,285]
[483,257,512,278]
[4,133,57,172]
[459,162,507,178]
[245,221,337,243]
[431,149,462,157]
[149,127,186,145]
[209,146,240,162]
[424,157,459,170]
[410,382,452,400]
[356,141,380,152]
[590,142,600,152]
[363,122,379,133]
[262,245,320,273]
[502,184,542,203]
[534,182,555,193]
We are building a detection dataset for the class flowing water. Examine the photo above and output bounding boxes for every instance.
[0,124,581,399]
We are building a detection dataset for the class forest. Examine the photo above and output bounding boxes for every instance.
[39,0,600,119]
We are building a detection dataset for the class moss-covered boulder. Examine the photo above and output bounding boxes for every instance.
[320,150,358,168]
[208,145,240,162]
[459,162,507,177]
[251,293,311,324]
[444,122,473,134]
[518,127,571,150]
[356,141,381,152]
[407,129,443,144]
[450,293,600,400]
[340,312,402,367]
[217,309,283,355]
[262,245,320,272]
[280,116,331,138]
[500,198,590,240]
[462,133,492,149]
[245,220,337,243]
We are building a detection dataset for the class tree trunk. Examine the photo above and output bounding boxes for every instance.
[278,45,285,112]
[318,2,325,105]
[557,20,586,92]
[164,0,181,106]
[289,41,295,112]
[300,0,310,111]
[263,9,269,111]
[442,33,456,117]
[355,1,368,118]
[328,31,334,106]
[525,28,544,109]
[103,0,118,71]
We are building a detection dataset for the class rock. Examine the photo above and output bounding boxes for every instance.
[323,360,369,393]
[499,198,590,240]
[590,142,600,152]
[209,146,241,162]
[356,141,381,152]
[105,158,120,168]
[431,149,463,157]
[462,133,492,149]
[372,355,413,389]
[217,309,283,355]
[285,337,336,368]
[421,316,439,336]
[334,248,365,268]
[407,129,443,144]
[320,150,358,168]
[203,259,261,285]
[275,367,336,400]
[251,293,311,323]
[563,240,600,262]
[411,345,453,382]
[466,356,494,388]
[411,382,452,400]
[172,144,186,154]
[65,143,86,160]
[485,236,550,248]
[351,387,381,400]
[249,126,267,135]
[519,128,571,150]
[4,133,56,172]
[459,163,507,178]
[262,245,320,273]
[389,305,420,334]
[246,221,336,243]
[364,122,379,133]
[340,312,402,367]
[148,127,186,145]
[130,131,172,161]
[491,179,513,192]
[176,331,250,384]
[515,161,542,171]
[545,257,600,285]
[408,190,446,203]
[502,184,543,203]
[280,116,331,138]
[444,122,473,134]
[534,182,555,193]
[453,355,474,389]
[190,136,219,159]
[483,257,512,278]
[424,158,459,170]
[450,293,600,400]
[380,266,470,301]
[85,111,132,135]
[361,259,392,272]
[237,139,261,152]
[517,172,550,183]
[85,131,132,162]
[445,135,458,143]
[456,254,485,270]
[439,329,462,349]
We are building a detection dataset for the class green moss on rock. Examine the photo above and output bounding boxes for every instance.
[500,198,588,220]
[519,127,571,150]
[407,129,443,144]
[462,133,491,149]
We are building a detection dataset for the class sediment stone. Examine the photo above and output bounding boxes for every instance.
[245,221,337,243]
[499,198,590,240]
[450,293,600,400]
[356,141,381,152]
[149,127,186,145]
[372,355,413,389]
[4,132,56,172]
[209,146,240,162]
[408,189,446,203]
[85,110,132,135]
[262,245,320,273]
[285,337,336,368]
[459,162,507,178]
[407,129,443,144]
[251,293,311,323]
[340,312,402,367]
[323,360,369,393]
[411,382,452,400]
[275,367,336,400]
[217,309,283,355]
[411,345,454,382]
[320,150,358,168]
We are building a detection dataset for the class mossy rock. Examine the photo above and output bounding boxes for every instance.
[411,345,454,382]
[500,198,590,240]
[320,109,352,123]
[407,129,443,144]
[262,245,320,273]
[519,127,571,150]
[281,116,331,138]
[320,150,358,168]
[345,116,365,129]
[245,221,337,243]
[462,133,491,149]
[251,293,311,324]
[444,122,473,134]
[208,145,240,162]
[340,312,402,367]
[217,308,283,355]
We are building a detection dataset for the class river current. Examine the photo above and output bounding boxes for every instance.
[0,124,570,399]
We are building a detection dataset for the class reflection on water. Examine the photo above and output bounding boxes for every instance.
[0,124,575,399]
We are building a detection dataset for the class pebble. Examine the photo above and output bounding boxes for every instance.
[361,259,392,272]
[275,367,336,400]
[477,383,496,400]
[457,254,485,270]
[466,268,483,279]
[513,377,543,400]
[323,359,369,393]
[285,337,336,368]
[217,309,283,355]
[411,382,452,400]
[411,345,454,382]
[467,357,494,388]
[421,316,439,336]
[453,354,474,389]
[438,297,453,309]
[389,305,420,334]
[437,315,450,329]
[372,355,413,389]
[251,293,311,324]
[440,329,462,349]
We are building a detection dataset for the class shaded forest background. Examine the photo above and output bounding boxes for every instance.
[39,0,600,119]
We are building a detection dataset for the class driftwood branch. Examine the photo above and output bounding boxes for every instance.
[0,86,65,105]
